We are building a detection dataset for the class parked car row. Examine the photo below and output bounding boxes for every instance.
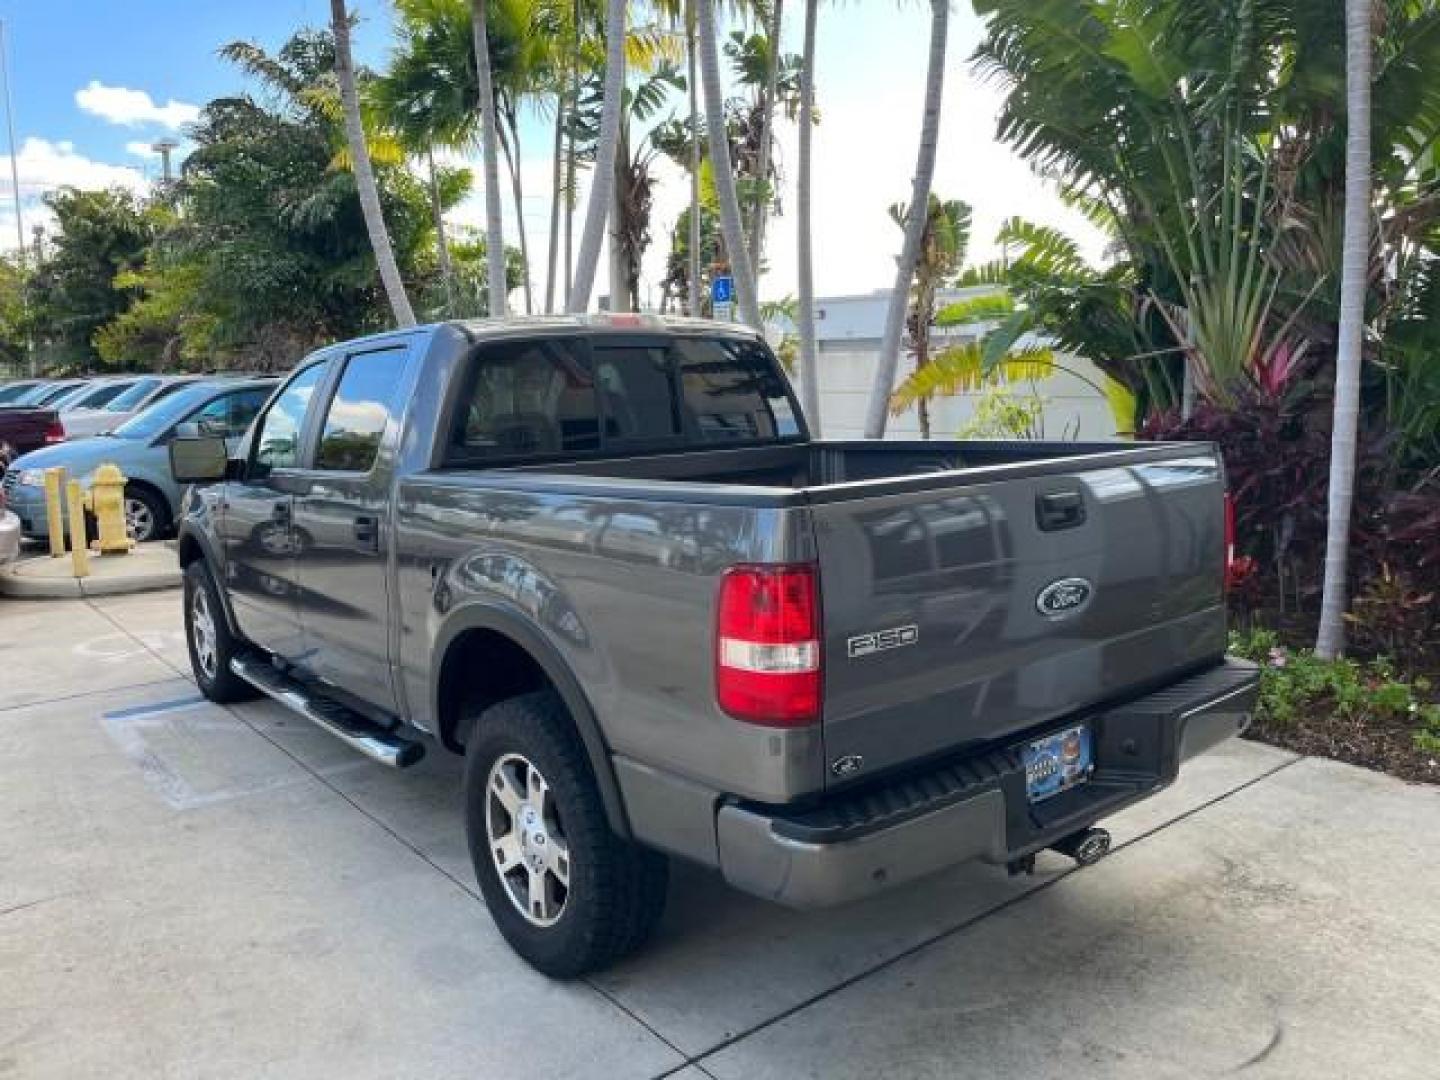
[1,374,279,542]
[0,374,224,440]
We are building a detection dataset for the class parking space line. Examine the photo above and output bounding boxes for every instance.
[649,753,1304,1080]
[0,675,188,716]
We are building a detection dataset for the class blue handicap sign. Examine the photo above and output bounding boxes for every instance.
[710,275,734,304]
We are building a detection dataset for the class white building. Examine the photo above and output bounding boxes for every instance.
[781,287,1122,441]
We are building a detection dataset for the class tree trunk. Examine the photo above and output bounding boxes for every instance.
[696,0,762,329]
[686,0,703,318]
[796,0,820,432]
[747,0,784,278]
[1315,0,1372,659]
[565,0,581,304]
[470,0,508,318]
[609,119,632,311]
[545,95,565,313]
[427,147,457,315]
[329,0,415,327]
[863,0,948,438]
[568,0,626,312]
[498,107,535,314]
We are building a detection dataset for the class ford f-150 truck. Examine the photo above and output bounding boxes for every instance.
[170,316,1260,976]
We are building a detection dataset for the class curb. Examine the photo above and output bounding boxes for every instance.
[0,543,182,600]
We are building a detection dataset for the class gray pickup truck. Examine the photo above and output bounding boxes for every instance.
[170,315,1259,976]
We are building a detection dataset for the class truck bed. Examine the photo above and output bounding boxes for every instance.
[423,437,1227,790]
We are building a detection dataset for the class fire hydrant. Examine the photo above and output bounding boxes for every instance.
[84,463,134,554]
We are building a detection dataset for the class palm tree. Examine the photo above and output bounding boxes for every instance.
[470,0,509,318]
[889,194,969,439]
[1316,0,1373,659]
[863,0,948,437]
[795,0,820,429]
[329,0,416,327]
[567,0,626,312]
[686,0,703,317]
[695,0,762,328]
[746,0,783,274]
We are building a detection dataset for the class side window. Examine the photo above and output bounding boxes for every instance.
[253,363,327,473]
[592,345,680,443]
[314,349,407,472]
[226,388,269,436]
[447,339,598,462]
[186,395,237,438]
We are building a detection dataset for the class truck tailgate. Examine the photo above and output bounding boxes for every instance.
[810,449,1226,784]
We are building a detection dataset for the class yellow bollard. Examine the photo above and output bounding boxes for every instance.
[65,479,90,579]
[85,464,132,554]
[43,467,66,558]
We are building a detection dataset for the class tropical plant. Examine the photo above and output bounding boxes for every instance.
[694,0,761,327]
[888,194,971,438]
[330,0,416,327]
[864,0,950,437]
[568,0,627,312]
[24,188,155,369]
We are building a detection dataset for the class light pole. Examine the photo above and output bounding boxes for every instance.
[152,138,178,185]
[0,19,30,375]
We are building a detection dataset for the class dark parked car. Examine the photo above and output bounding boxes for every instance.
[171,316,1260,976]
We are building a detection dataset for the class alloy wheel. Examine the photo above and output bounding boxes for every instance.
[190,586,218,681]
[485,753,571,926]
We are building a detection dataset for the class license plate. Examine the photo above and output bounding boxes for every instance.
[1023,724,1093,802]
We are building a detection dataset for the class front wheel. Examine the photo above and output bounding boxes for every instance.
[125,485,169,543]
[183,561,258,704]
[464,691,668,977]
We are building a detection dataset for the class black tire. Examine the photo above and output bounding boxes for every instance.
[125,484,170,543]
[464,691,668,977]
[183,561,259,704]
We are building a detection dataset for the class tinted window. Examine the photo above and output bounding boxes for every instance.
[185,388,270,439]
[63,381,132,411]
[315,349,406,472]
[593,345,679,442]
[450,339,599,461]
[674,337,797,442]
[254,364,326,471]
[103,378,163,412]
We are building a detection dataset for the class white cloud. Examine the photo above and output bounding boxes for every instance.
[75,80,199,130]
[125,141,157,159]
[0,138,149,252]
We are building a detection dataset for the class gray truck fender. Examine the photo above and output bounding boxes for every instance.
[430,605,632,839]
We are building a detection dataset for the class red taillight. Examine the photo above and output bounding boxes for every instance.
[43,419,64,444]
[716,564,821,727]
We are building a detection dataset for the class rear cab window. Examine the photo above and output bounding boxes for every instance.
[444,333,800,466]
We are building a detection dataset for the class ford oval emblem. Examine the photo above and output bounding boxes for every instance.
[1036,577,1093,618]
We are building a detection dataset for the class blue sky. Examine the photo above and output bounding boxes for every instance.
[0,1,1105,305]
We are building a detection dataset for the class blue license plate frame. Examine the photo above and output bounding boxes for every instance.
[1022,724,1094,803]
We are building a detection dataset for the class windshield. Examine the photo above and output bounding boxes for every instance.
[111,383,222,440]
[0,382,39,403]
[104,378,165,412]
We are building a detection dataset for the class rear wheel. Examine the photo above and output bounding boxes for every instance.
[183,561,258,703]
[463,691,668,977]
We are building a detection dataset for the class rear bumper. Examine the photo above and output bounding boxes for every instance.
[715,657,1260,908]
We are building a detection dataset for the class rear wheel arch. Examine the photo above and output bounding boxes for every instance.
[433,607,631,839]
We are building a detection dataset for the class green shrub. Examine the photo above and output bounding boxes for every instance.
[1230,628,1440,752]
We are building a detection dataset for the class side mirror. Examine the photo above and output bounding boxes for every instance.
[169,436,230,483]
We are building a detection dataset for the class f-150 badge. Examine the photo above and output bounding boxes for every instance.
[847,624,918,658]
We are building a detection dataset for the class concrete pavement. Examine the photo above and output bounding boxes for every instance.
[1,592,1436,1079]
